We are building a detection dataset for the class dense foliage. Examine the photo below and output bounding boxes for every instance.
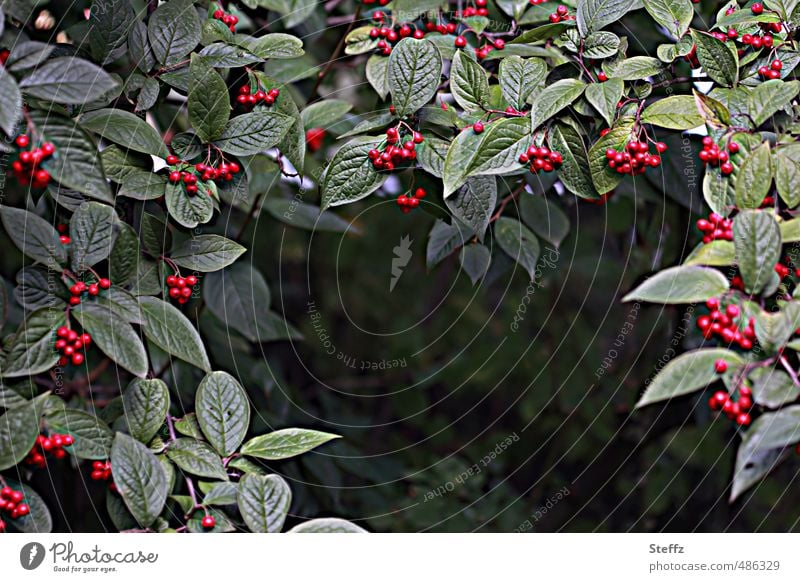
[2,0,800,533]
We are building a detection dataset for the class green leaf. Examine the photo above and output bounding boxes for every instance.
[0,206,67,270]
[735,142,773,209]
[366,54,390,99]
[780,217,800,242]
[80,109,169,158]
[607,56,664,80]
[574,31,621,59]
[0,67,22,136]
[241,428,340,460]
[170,235,246,273]
[242,33,304,59]
[450,51,490,112]
[584,78,623,127]
[530,79,586,130]
[683,240,736,266]
[195,371,250,456]
[122,378,169,444]
[166,438,228,480]
[749,79,800,126]
[237,473,291,532]
[89,0,136,64]
[201,481,237,505]
[577,0,636,36]
[288,518,367,533]
[197,43,262,68]
[70,201,117,272]
[731,406,800,501]
[445,176,497,241]
[189,55,230,142]
[693,90,731,128]
[415,136,449,178]
[494,217,541,280]
[549,123,599,199]
[19,57,119,104]
[203,263,272,342]
[72,304,148,378]
[642,0,693,38]
[641,95,704,129]
[387,38,442,117]
[45,407,114,460]
[165,182,215,228]
[148,0,201,66]
[775,143,800,208]
[0,394,48,470]
[498,56,546,110]
[427,219,474,269]
[139,296,211,372]
[214,110,294,156]
[691,30,739,87]
[733,209,782,295]
[750,368,800,408]
[344,25,378,55]
[635,348,744,408]
[588,117,635,194]
[111,432,169,527]
[2,309,65,378]
[321,137,386,209]
[459,244,492,285]
[623,265,730,303]
[443,117,531,196]
[29,110,111,202]
[301,99,353,130]
[119,170,167,201]
[520,195,570,247]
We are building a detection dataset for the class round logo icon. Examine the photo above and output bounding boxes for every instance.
[19,542,45,570]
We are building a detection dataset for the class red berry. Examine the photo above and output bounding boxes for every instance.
[494,39,505,50]
[166,155,179,165]
[99,278,111,289]
[473,121,484,134]
[597,71,608,82]
[655,142,667,153]
[751,2,763,14]
[454,36,467,48]
[201,515,216,529]
[714,359,728,373]
[15,135,29,148]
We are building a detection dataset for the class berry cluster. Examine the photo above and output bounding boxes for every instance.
[67,278,111,307]
[166,154,240,195]
[10,135,55,189]
[201,514,216,529]
[519,145,563,174]
[548,4,575,23]
[738,32,775,50]
[604,140,665,175]
[235,84,280,108]
[371,18,426,56]
[212,8,238,32]
[24,433,74,469]
[696,212,733,243]
[708,384,752,427]
[758,59,783,80]
[696,298,755,350]
[368,127,424,171]
[55,326,93,367]
[396,187,427,213]
[166,274,198,305]
[698,137,737,175]
[456,0,490,17]
[0,486,29,530]
[306,128,326,152]
[57,223,71,245]
[90,460,116,492]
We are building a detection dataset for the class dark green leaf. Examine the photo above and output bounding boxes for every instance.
[139,296,211,371]
[170,235,246,273]
[148,0,201,66]
[81,108,169,158]
[20,57,119,104]
[122,378,169,443]
[733,209,781,295]
[0,206,67,270]
[387,38,442,117]
[70,201,118,272]
[237,473,291,532]
[111,432,169,527]
[196,371,250,456]
[166,438,228,480]
[189,55,230,142]
[494,217,541,280]
[241,428,340,460]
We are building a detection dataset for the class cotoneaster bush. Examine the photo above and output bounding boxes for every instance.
[0,0,798,532]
